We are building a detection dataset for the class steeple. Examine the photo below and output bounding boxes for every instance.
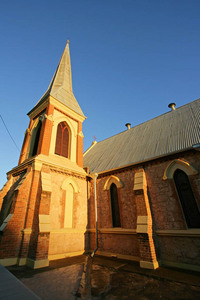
[28,41,85,117]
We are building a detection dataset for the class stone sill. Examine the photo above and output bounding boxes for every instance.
[156,229,200,237]
[88,228,137,235]
[50,228,86,234]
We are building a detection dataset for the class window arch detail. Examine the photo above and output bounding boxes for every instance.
[173,169,200,228]
[55,122,70,158]
[110,183,121,227]
[163,159,198,180]
[104,175,124,190]
[62,177,80,193]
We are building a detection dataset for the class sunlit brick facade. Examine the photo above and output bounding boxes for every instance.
[0,42,200,272]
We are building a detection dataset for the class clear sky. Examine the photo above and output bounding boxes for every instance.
[0,0,200,187]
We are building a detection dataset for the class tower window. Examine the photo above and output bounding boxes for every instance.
[110,183,121,227]
[32,120,42,157]
[55,122,69,158]
[174,169,200,228]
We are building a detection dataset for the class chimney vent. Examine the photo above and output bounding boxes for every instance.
[125,123,131,130]
[168,103,176,111]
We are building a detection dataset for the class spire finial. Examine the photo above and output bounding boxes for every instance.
[67,39,69,45]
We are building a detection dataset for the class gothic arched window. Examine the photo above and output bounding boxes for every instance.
[32,120,42,157]
[174,169,200,228]
[110,183,121,227]
[55,122,70,158]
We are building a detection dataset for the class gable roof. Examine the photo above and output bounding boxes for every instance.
[83,98,200,173]
[28,41,85,117]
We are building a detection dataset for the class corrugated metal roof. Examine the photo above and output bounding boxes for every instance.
[83,98,200,173]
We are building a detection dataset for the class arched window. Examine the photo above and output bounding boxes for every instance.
[174,169,200,228]
[110,183,121,227]
[32,120,42,157]
[55,122,69,158]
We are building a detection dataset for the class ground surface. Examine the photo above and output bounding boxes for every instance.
[7,255,200,300]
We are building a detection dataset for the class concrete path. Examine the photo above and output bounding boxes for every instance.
[20,264,83,300]
[7,256,85,300]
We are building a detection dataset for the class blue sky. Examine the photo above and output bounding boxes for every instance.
[0,0,200,187]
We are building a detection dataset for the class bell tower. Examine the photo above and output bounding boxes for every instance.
[0,41,87,268]
[18,40,85,167]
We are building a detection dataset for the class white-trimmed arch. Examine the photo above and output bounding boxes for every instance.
[53,115,76,136]
[62,177,80,193]
[61,177,80,228]
[163,159,198,180]
[104,175,124,190]
[49,114,77,162]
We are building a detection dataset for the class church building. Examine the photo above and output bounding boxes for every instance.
[0,42,200,272]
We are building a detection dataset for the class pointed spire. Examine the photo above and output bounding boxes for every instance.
[28,41,85,117]
[50,40,73,94]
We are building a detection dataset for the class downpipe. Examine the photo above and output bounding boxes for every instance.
[91,173,98,258]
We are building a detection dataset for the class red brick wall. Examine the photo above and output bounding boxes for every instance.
[88,170,140,258]
[88,151,200,266]
[0,170,33,259]
[158,236,200,265]
[144,151,200,266]
[96,171,137,229]
[145,152,200,230]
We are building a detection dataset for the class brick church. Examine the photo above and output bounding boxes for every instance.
[0,42,200,271]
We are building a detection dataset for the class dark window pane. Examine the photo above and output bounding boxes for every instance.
[174,169,200,228]
[110,183,121,227]
[55,122,69,158]
[55,123,62,155]
[32,121,42,156]
[62,127,69,158]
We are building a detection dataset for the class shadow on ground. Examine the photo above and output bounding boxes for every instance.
[7,255,200,300]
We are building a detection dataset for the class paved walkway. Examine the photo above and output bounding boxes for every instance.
[7,256,85,300]
[20,264,83,300]
[6,255,200,299]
